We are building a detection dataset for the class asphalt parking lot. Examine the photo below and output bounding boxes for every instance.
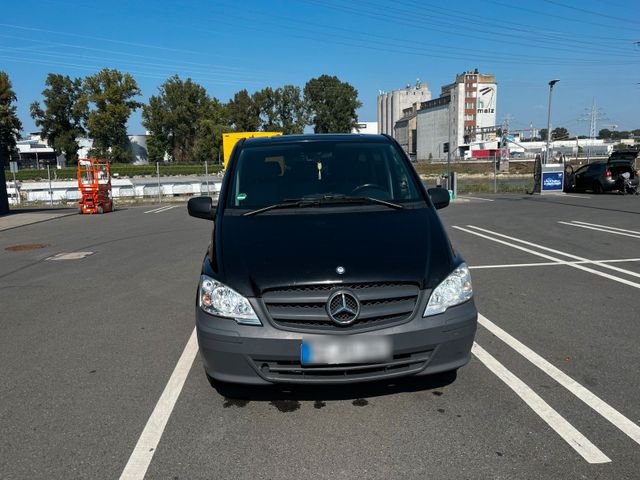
[1,193,640,479]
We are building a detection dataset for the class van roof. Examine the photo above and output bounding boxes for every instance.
[242,133,390,146]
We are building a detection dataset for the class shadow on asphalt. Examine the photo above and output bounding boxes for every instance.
[211,370,457,404]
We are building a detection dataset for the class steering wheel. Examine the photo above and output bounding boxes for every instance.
[350,183,388,196]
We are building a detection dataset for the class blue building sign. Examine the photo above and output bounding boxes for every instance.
[542,171,564,192]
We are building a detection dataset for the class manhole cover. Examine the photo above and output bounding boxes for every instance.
[5,243,49,252]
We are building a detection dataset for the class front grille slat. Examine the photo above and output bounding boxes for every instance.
[358,299,417,320]
[252,349,433,382]
[262,282,420,332]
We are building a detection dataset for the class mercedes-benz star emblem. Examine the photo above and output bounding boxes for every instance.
[336,266,345,275]
[326,290,360,325]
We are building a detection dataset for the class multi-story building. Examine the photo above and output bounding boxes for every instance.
[394,105,418,158]
[377,81,431,136]
[416,70,497,160]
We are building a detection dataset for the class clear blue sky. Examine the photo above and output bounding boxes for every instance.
[2,0,639,136]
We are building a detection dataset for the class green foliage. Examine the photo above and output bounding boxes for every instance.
[598,128,611,139]
[304,75,362,133]
[142,75,228,163]
[0,71,22,162]
[30,74,86,164]
[83,68,142,163]
[254,85,307,134]
[227,89,261,131]
[551,127,569,140]
[539,128,548,141]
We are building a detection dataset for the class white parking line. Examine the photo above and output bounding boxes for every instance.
[559,221,640,240]
[153,205,178,214]
[143,206,170,214]
[478,314,640,448]
[470,258,640,270]
[458,196,495,202]
[462,225,640,281]
[472,342,610,464]
[119,328,198,480]
[452,226,640,290]
[571,221,640,236]
[546,193,591,199]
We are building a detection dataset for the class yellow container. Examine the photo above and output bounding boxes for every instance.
[222,132,282,168]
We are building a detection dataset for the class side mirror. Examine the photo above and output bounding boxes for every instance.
[188,196,216,220]
[427,187,450,210]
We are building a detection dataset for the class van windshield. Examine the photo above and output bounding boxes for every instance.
[227,141,423,209]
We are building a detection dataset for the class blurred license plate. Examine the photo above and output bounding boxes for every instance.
[301,337,392,365]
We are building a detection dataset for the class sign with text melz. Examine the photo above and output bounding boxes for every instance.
[541,171,564,192]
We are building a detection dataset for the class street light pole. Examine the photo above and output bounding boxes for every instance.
[545,79,560,164]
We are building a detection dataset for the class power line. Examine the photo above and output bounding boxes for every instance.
[540,0,640,26]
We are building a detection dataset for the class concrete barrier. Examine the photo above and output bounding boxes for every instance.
[6,177,222,205]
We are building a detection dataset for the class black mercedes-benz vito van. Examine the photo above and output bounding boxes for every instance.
[188,134,477,388]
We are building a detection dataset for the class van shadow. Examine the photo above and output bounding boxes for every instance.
[212,370,457,406]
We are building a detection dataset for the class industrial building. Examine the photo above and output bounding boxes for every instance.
[15,133,149,167]
[415,70,497,160]
[377,81,431,136]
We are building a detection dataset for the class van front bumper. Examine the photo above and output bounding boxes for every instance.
[196,297,477,385]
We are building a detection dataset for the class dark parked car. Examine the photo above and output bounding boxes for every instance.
[565,153,638,193]
[188,134,477,393]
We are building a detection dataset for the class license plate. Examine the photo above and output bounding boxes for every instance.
[301,337,392,365]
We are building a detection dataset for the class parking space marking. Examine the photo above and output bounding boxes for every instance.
[457,196,495,202]
[478,314,640,448]
[546,193,591,199]
[472,342,610,464]
[470,258,640,270]
[559,221,640,240]
[119,328,198,480]
[455,225,640,285]
[571,221,640,236]
[143,205,178,214]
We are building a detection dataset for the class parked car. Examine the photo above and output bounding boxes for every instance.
[565,153,638,193]
[188,134,477,394]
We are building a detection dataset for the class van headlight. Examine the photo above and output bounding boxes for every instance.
[199,275,261,325]
[424,263,473,317]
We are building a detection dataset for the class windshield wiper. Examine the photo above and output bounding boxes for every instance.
[316,194,404,209]
[243,198,320,216]
[243,195,404,216]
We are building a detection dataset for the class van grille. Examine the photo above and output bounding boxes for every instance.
[261,282,420,332]
[252,348,432,382]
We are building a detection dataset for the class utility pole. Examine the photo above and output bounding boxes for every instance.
[578,98,606,163]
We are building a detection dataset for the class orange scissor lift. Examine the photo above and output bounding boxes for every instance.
[77,158,114,214]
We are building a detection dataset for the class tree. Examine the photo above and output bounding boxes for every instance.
[254,85,308,134]
[30,74,86,164]
[192,97,230,163]
[304,75,362,133]
[143,75,220,162]
[226,89,261,131]
[83,68,142,163]
[539,129,548,141]
[598,128,612,139]
[551,127,569,140]
[0,71,22,160]
[0,71,22,214]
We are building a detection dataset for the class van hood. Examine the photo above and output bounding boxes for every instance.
[216,207,454,297]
